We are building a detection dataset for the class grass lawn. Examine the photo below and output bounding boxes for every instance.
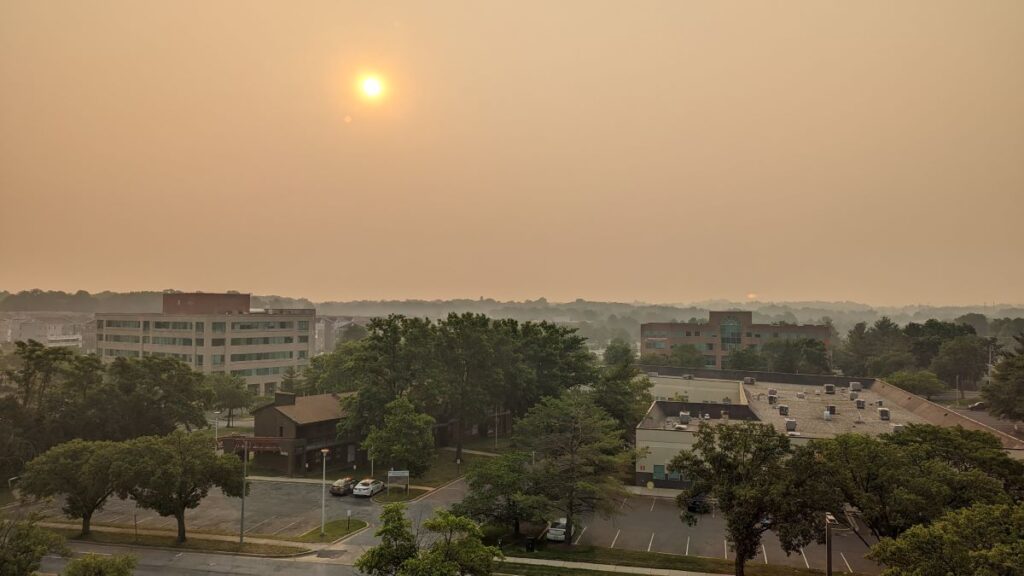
[372,487,431,503]
[275,518,367,543]
[502,543,831,576]
[497,562,630,576]
[0,488,15,507]
[461,434,514,454]
[48,528,309,556]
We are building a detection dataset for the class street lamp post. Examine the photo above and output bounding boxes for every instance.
[320,448,330,537]
[825,512,837,576]
[213,410,222,448]
[239,439,248,545]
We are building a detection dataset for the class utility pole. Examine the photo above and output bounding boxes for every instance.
[825,512,837,576]
[239,439,248,545]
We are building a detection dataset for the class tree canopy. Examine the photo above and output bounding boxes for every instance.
[363,396,436,477]
[983,354,1024,422]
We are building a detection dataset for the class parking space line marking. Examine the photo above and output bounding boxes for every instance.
[648,532,655,552]
[723,540,728,559]
[685,536,690,556]
[650,498,656,512]
[244,516,275,534]
[619,498,628,510]
[840,552,853,573]
[573,526,587,545]
[610,529,621,549]
[272,518,304,536]
[800,548,809,568]
[762,545,768,564]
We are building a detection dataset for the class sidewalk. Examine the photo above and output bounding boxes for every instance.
[36,520,324,550]
[501,556,719,576]
[626,485,682,498]
[441,446,500,457]
[247,475,435,491]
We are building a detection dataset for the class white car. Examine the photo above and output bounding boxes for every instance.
[545,518,568,542]
[352,478,384,497]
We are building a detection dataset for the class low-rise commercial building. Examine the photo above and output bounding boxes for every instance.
[641,311,831,369]
[94,293,314,395]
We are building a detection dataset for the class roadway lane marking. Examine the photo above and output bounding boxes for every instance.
[648,532,655,552]
[762,545,768,564]
[610,529,621,549]
[650,498,657,512]
[800,548,810,568]
[685,536,690,555]
[244,516,275,534]
[840,552,853,573]
[573,525,587,545]
[272,518,304,536]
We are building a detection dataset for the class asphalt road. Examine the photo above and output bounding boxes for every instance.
[40,542,358,576]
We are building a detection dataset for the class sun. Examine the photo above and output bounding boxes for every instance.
[361,76,384,99]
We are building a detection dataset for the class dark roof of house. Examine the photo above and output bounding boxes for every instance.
[255,392,353,425]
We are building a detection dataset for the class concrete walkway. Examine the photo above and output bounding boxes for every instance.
[37,520,325,550]
[441,446,501,457]
[247,475,436,491]
[502,556,721,576]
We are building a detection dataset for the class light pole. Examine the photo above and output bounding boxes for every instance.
[320,448,330,537]
[213,410,222,448]
[239,439,248,545]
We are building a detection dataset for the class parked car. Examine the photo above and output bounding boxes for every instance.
[545,518,568,542]
[353,478,384,497]
[330,477,356,496]
[968,401,987,411]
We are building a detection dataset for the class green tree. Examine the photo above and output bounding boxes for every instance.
[602,339,634,366]
[885,370,948,399]
[106,356,212,439]
[339,323,369,343]
[453,452,548,537]
[813,433,1008,541]
[123,430,245,542]
[279,367,302,393]
[19,440,129,536]
[983,354,1024,422]
[514,389,629,544]
[868,503,1024,576]
[62,554,137,576]
[591,344,652,437]
[363,397,436,477]
[668,344,705,368]
[303,339,365,394]
[930,335,989,390]
[437,313,499,462]
[414,510,501,576]
[207,373,252,427]
[670,422,838,576]
[356,503,418,576]
[0,512,66,576]
[723,347,767,371]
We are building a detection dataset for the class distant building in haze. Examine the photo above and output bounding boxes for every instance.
[641,310,831,369]
[94,293,314,395]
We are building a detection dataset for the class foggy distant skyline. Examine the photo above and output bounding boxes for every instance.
[2,1,1022,306]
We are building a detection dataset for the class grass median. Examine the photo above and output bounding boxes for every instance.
[48,527,310,556]
[503,543,831,576]
[272,518,368,543]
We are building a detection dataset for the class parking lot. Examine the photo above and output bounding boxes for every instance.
[571,495,880,574]
[38,480,383,539]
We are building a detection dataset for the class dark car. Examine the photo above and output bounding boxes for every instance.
[329,477,356,496]
[968,402,987,411]
[686,494,712,514]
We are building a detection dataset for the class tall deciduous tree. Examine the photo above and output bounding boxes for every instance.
[868,503,1024,576]
[930,335,989,390]
[514,389,629,544]
[363,397,436,477]
[123,430,244,542]
[355,503,418,576]
[207,373,252,428]
[670,422,837,576]
[983,354,1024,422]
[19,440,129,536]
[453,452,548,537]
[106,356,212,438]
[885,370,948,399]
[437,313,499,462]
[0,512,66,576]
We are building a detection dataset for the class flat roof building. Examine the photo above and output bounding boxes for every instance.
[94,293,314,396]
[641,311,831,369]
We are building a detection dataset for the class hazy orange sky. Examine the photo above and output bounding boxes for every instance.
[2,1,1022,305]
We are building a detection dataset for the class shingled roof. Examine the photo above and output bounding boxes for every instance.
[255,392,353,425]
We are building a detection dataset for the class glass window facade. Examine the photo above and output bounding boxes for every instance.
[229,351,294,362]
[230,336,293,346]
[151,336,193,346]
[105,320,141,329]
[231,321,293,331]
[154,321,192,330]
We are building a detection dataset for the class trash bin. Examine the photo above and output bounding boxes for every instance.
[525,539,536,552]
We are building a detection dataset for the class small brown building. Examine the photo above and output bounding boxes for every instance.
[230,391,358,475]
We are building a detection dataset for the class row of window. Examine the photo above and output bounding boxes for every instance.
[103,348,140,358]
[99,319,311,333]
[230,320,310,331]
[643,341,717,351]
[102,334,140,343]
[231,366,287,377]
[231,336,293,346]
[151,336,194,346]
[230,351,294,362]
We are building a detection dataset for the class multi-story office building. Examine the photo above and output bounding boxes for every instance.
[95,293,314,395]
[641,310,831,369]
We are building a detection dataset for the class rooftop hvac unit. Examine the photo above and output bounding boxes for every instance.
[827,404,837,415]
[824,384,836,395]
[768,395,778,405]
[879,407,891,421]
[892,423,904,433]
[849,391,858,401]
[743,377,756,385]
[823,410,833,421]
[778,405,790,416]
[674,424,689,431]
[877,400,884,407]
[647,372,660,377]
[796,392,806,399]
[703,413,711,420]
[720,410,730,420]
[767,388,778,396]
[678,413,691,424]
[850,382,863,391]
[682,374,694,380]
[785,418,797,431]
[856,399,866,409]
